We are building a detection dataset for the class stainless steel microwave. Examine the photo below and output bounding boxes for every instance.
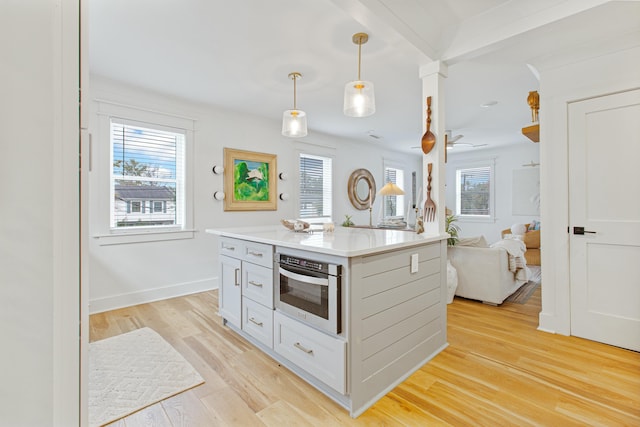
[275,253,342,334]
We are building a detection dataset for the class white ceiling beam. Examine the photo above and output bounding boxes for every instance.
[330,0,439,61]
[442,0,614,63]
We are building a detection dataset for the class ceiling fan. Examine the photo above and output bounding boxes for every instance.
[444,130,487,149]
[411,130,487,150]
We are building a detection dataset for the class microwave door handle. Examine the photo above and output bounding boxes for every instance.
[278,266,328,286]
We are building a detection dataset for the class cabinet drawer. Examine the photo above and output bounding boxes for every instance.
[220,237,244,257]
[273,311,346,394]
[220,237,273,267]
[242,262,274,308]
[243,241,273,268]
[242,297,273,349]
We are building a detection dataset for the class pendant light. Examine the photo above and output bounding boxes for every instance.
[282,72,307,138]
[344,32,375,118]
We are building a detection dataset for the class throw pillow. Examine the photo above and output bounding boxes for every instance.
[457,236,489,247]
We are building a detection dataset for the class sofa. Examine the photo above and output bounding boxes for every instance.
[501,224,541,265]
[448,237,526,305]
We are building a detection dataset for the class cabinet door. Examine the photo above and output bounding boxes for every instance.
[219,255,242,328]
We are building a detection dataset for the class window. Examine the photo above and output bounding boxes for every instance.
[152,201,166,213]
[383,166,405,218]
[299,153,332,222]
[94,101,194,245]
[111,120,185,229]
[128,201,141,213]
[456,164,494,219]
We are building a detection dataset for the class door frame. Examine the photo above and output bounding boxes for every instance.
[53,0,83,425]
[537,46,640,336]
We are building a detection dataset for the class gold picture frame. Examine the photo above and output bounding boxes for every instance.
[223,148,277,211]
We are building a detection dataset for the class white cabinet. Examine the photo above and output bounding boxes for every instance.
[242,261,273,307]
[219,254,242,328]
[274,311,346,394]
[218,237,274,346]
[208,228,447,417]
[243,241,273,268]
[220,237,243,257]
[242,297,274,348]
[219,237,348,393]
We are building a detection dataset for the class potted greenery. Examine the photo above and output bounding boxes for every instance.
[445,214,460,246]
[341,214,354,227]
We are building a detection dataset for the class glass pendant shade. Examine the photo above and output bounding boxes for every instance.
[344,80,375,117]
[282,109,307,137]
[282,72,307,138]
[344,32,375,118]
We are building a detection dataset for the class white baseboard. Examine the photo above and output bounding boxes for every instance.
[89,277,218,314]
[538,311,571,335]
[538,311,555,333]
[536,325,556,334]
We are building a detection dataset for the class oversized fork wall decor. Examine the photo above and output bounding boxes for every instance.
[423,162,436,222]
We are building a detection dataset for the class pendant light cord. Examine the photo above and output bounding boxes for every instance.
[357,37,362,81]
[293,74,297,110]
[288,72,301,111]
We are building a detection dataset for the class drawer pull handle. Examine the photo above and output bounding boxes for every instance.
[234,268,240,286]
[249,280,263,288]
[222,245,235,251]
[249,317,263,327]
[248,251,263,257]
[294,342,314,355]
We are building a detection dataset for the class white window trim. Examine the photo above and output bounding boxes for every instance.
[295,143,336,224]
[93,101,195,245]
[454,158,496,223]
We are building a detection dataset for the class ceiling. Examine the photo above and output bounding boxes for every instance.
[89,0,640,155]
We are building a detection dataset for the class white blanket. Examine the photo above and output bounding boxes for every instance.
[491,239,530,283]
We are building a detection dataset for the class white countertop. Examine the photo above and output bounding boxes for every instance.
[206,225,446,257]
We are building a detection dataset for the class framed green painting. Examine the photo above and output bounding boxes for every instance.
[223,148,277,211]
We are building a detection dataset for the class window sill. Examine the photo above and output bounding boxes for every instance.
[93,229,196,246]
[457,216,496,224]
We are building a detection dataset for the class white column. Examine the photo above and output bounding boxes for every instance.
[418,61,448,236]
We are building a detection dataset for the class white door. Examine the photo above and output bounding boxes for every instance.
[568,89,640,351]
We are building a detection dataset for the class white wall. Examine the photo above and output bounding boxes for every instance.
[0,1,79,425]
[538,45,640,335]
[88,76,422,313]
[445,143,540,243]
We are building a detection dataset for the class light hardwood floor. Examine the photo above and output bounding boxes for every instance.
[90,287,640,426]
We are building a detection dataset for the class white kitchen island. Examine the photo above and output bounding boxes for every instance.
[206,225,448,417]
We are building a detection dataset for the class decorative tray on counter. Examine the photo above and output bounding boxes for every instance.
[280,219,312,233]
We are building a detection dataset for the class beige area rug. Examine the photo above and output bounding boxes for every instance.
[88,327,204,427]
[505,266,542,304]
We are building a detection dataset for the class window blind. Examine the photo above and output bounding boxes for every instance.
[384,168,397,217]
[111,120,185,228]
[457,166,491,216]
[299,153,332,221]
[383,167,405,217]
